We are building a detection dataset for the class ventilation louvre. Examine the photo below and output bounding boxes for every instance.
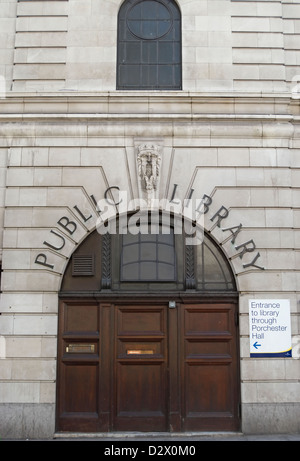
[72,254,95,276]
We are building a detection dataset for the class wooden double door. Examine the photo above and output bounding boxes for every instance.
[56,298,240,432]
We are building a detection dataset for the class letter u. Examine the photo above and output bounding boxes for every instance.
[43,230,66,251]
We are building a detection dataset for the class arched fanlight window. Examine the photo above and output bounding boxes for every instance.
[117,0,182,90]
[60,224,236,293]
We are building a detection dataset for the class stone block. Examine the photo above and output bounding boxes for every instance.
[242,403,300,434]
[40,382,56,404]
[0,383,40,404]
[195,15,231,31]
[0,403,55,438]
[14,47,66,64]
[33,167,62,186]
[266,209,293,227]
[16,16,68,33]
[17,1,68,17]
[13,63,66,80]
[2,249,31,270]
[6,337,43,358]
[241,359,286,381]
[232,17,271,33]
[15,31,67,48]
[196,47,232,63]
[18,188,47,206]
[6,167,34,186]
[11,359,56,381]
[4,208,33,228]
[237,271,282,292]
[1,270,61,292]
[48,147,81,166]
[257,382,300,404]
[12,314,58,336]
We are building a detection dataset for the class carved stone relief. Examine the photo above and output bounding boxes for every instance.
[136,142,162,206]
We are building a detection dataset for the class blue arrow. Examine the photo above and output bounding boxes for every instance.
[253,341,261,349]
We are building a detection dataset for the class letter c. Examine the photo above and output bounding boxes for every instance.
[104,186,122,205]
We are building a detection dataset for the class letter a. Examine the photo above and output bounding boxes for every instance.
[222,223,242,244]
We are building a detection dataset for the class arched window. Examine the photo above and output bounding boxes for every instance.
[117,0,182,90]
[60,224,236,293]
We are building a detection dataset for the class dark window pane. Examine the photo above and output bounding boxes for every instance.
[122,244,139,264]
[173,43,181,61]
[159,5,170,20]
[157,21,170,38]
[196,236,236,291]
[141,1,155,18]
[120,229,176,281]
[118,20,126,40]
[158,263,175,280]
[140,242,155,259]
[158,42,173,62]
[130,3,141,20]
[141,64,157,87]
[140,262,156,280]
[158,65,173,85]
[173,20,181,40]
[142,41,157,63]
[119,64,141,86]
[123,263,139,280]
[141,20,156,39]
[126,42,141,62]
[159,232,173,244]
[158,244,174,264]
[127,20,142,37]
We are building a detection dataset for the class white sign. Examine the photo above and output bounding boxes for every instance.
[249,299,292,357]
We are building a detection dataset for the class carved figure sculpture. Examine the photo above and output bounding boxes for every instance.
[137,143,161,205]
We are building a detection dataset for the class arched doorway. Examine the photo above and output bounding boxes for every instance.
[56,217,240,433]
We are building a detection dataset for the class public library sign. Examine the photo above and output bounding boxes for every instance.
[34,183,265,273]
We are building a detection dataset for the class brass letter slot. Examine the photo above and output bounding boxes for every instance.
[66,343,95,353]
[127,349,154,355]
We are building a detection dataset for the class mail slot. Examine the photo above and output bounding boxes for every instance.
[66,343,95,353]
[127,349,154,355]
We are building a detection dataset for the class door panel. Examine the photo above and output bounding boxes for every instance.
[116,362,167,430]
[114,305,168,431]
[56,301,100,432]
[64,302,99,332]
[56,299,240,432]
[64,364,98,413]
[117,306,166,335]
[181,303,239,431]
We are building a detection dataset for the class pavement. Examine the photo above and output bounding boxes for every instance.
[57,433,300,441]
[4,432,300,442]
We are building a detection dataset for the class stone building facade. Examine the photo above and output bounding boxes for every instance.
[0,0,299,438]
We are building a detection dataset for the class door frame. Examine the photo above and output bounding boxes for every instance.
[56,293,240,433]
